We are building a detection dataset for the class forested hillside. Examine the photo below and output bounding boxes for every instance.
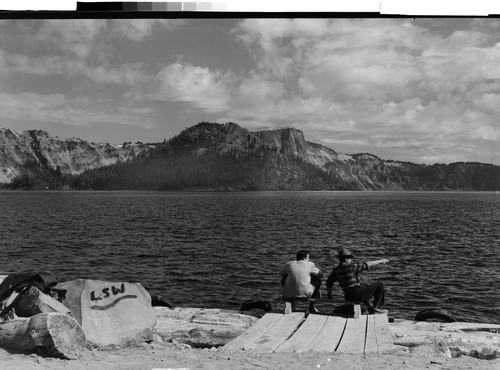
[3,122,500,191]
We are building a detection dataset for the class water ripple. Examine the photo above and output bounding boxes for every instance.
[0,190,498,323]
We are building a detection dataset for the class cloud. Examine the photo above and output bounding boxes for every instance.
[1,18,498,164]
[0,50,148,86]
[226,19,500,162]
[156,63,234,113]
[37,19,108,59]
[0,92,155,129]
[1,19,186,67]
[110,19,186,41]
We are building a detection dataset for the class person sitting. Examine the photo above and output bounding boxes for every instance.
[326,247,389,314]
[280,249,323,313]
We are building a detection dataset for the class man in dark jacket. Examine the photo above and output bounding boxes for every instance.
[326,248,389,314]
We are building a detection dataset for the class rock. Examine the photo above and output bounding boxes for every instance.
[239,300,272,312]
[14,286,72,317]
[390,319,500,361]
[152,307,257,348]
[151,334,163,342]
[57,279,156,347]
[0,312,86,359]
[477,347,499,360]
[150,294,174,307]
[409,339,451,358]
[171,327,244,348]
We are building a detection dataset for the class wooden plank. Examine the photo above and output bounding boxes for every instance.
[222,313,284,351]
[364,314,377,353]
[353,304,361,319]
[335,315,368,353]
[275,314,328,353]
[364,313,393,354]
[305,315,346,352]
[246,312,305,352]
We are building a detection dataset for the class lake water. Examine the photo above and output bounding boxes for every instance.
[1,190,499,324]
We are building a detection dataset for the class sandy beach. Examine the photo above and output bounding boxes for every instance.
[1,340,498,370]
[1,306,499,370]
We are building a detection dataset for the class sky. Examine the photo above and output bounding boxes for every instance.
[0,17,499,165]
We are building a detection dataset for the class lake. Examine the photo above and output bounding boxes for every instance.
[1,190,498,324]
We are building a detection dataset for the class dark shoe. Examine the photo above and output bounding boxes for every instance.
[369,307,388,314]
[309,306,319,314]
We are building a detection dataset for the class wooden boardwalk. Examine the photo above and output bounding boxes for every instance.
[223,312,393,354]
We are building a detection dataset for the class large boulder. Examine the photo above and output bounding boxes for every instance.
[57,279,156,346]
[0,312,87,359]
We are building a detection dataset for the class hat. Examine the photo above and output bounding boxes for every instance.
[337,248,354,259]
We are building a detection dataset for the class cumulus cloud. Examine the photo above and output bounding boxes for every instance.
[1,18,499,164]
[0,19,184,85]
[156,63,235,112]
[225,19,500,163]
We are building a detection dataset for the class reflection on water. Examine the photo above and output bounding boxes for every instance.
[1,190,499,323]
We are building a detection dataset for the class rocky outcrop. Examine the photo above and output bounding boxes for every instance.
[0,127,150,184]
[254,128,308,160]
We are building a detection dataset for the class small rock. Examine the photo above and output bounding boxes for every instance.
[151,334,163,342]
[478,347,499,360]
[176,343,192,350]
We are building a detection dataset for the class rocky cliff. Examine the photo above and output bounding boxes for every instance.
[0,127,150,185]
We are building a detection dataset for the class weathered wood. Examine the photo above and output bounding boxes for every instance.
[364,313,393,354]
[336,316,368,353]
[306,315,346,352]
[283,298,310,314]
[222,313,286,351]
[275,314,327,353]
[364,314,377,353]
[14,286,71,317]
[352,304,361,319]
[247,312,304,352]
[0,312,86,359]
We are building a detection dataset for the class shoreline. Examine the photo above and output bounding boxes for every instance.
[2,306,498,369]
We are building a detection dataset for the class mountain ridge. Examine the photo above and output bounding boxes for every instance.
[0,126,151,185]
[1,122,499,191]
